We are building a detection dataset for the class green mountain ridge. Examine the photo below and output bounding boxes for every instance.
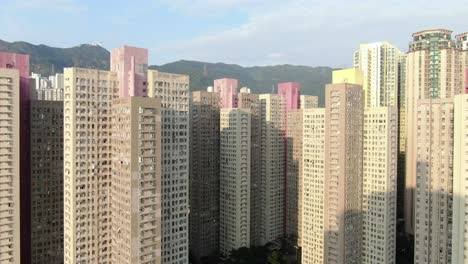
[0,39,110,75]
[0,39,336,104]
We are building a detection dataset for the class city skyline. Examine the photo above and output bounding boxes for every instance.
[0,0,466,67]
[0,26,467,264]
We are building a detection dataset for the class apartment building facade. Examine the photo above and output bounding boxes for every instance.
[324,83,364,264]
[452,94,468,264]
[258,94,285,245]
[214,78,238,108]
[405,29,467,236]
[63,67,118,263]
[0,52,31,263]
[301,108,325,264]
[354,41,402,108]
[110,97,162,264]
[189,91,220,261]
[219,108,251,256]
[362,107,398,264]
[30,100,63,263]
[148,70,190,263]
[414,98,454,264]
[285,109,303,246]
[0,68,21,263]
[300,95,318,109]
[110,46,148,97]
[238,89,261,246]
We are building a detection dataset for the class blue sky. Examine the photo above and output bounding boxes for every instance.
[0,0,466,67]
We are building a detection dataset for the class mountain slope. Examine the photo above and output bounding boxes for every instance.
[0,39,335,103]
[0,39,110,75]
[150,61,334,104]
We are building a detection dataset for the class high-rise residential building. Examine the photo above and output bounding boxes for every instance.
[362,107,397,264]
[456,33,468,94]
[300,95,318,109]
[301,108,325,264]
[452,94,468,264]
[110,46,149,97]
[0,68,21,263]
[53,73,64,89]
[457,32,468,50]
[332,68,364,85]
[30,100,63,264]
[36,87,63,101]
[258,94,285,245]
[238,89,261,246]
[214,78,238,108]
[278,82,300,110]
[40,88,63,101]
[189,90,220,262]
[31,73,41,91]
[63,67,118,263]
[324,83,364,264]
[413,98,454,264]
[147,70,190,264]
[285,109,303,246]
[397,54,407,219]
[457,33,468,72]
[353,42,404,224]
[32,72,64,101]
[278,82,301,244]
[219,108,251,256]
[405,29,467,236]
[0,52,31,263]
[110,96,162,264]
[354,41,402,107]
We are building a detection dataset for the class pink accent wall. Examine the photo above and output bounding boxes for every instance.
[214,78,238,108]
[278,82,301,110]
[111,46,148,98]
[0,51,31,261]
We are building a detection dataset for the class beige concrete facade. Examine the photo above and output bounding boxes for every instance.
[147,70,190,264]
[414,98,454,264]
[110,97,162,264]
[452,94,468,264]
[30,100,63,263]
[258,94,285,245]
[300,95,318,109]
[354,41,402,107]
[362,107,397,264]
[0,68,20,263]
[405,29,466,236]
[238,91,262,246]
[324,83,363,264]
[63,67,118,263]
[397,54,407,219]
[189,91,220,261]
[219,108,251,256]
[285,109,303,246]
[301,108,325,264]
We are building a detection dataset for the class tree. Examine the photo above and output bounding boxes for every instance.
[267,250,286,264]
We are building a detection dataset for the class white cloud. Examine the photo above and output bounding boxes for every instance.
[152,0,467,66]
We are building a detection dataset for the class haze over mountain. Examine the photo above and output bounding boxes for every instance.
[0,39,336,104]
